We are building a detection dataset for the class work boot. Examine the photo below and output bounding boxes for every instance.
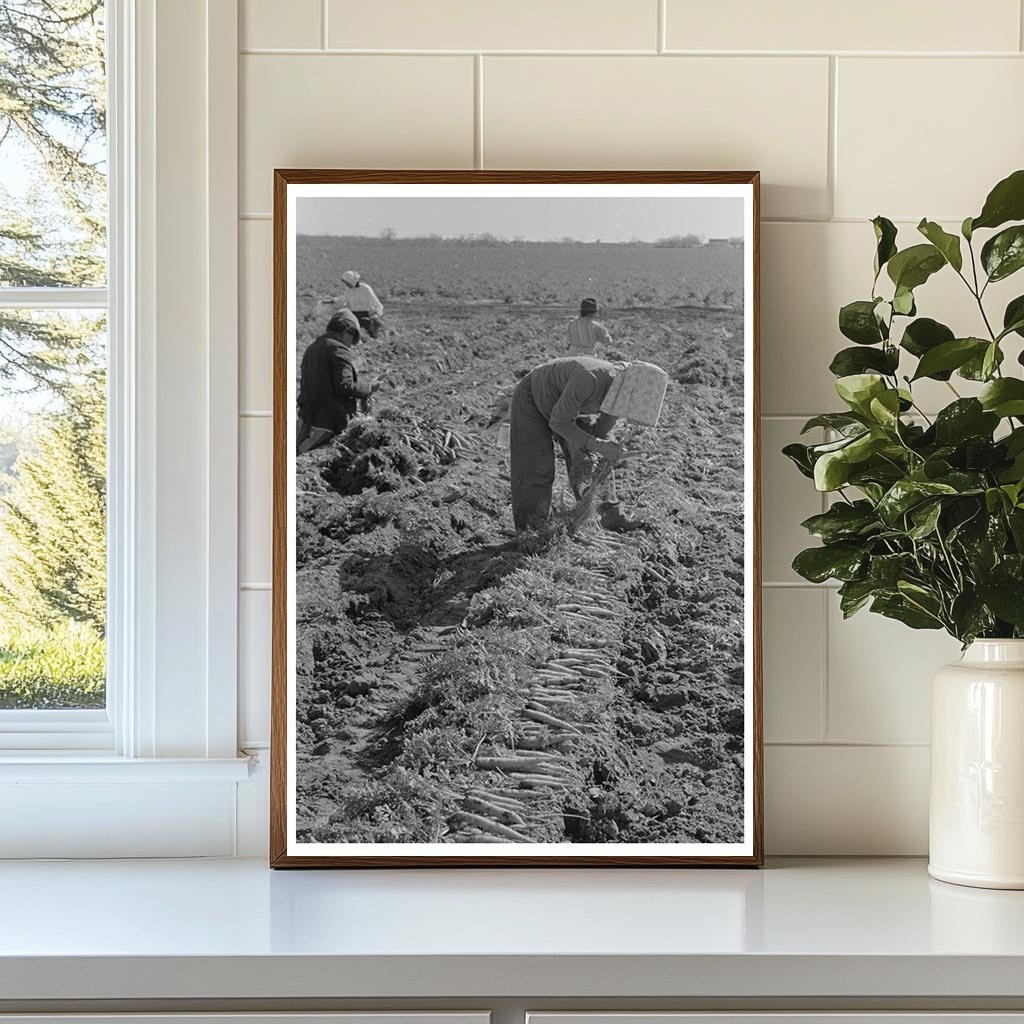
[598,502,647,533]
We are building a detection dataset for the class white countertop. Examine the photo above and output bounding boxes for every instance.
[2,857,1024,1002]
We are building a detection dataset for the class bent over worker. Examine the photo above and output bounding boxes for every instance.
[510,356,643,533]
[296,309,376,453]
[567,297,613,356]
[332,270,385,338]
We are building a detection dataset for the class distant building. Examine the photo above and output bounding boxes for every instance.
[706,237,729,246]
[706,237,743,248]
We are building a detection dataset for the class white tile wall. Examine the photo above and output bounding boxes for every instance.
[483,56,831,219]
[235,2,1024,854]
[826,602,962,744]
[241,0,321,50]
[836,58,1024,221]
[326,0,660,51]
[665,0,1021,53]
[762,588,825,744]
[240,54,475,212]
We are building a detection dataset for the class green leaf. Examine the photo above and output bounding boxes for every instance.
[800,501,879,543]
[887,243,946,291]
[962,216,974,241]
[868,553,915,587]
[1006,428,1024,456]
[782,442,814,479]
[792,543,866,584]
[960,344,1004,381]
[829,345,899,378]
[986,486,1010,514]
[800,412,866,435]
[838,578,883,618]
[982,341,1001,381]
[908,500,942,540]
[971,169,1024,232]
[981,225,1024,283]
[933,399,999,444]
[872,216,898,277]
[979,378,1024,418]
[976,576,1024,629]
[932,470,986,494]
[809,433,865,456]
[892,286,916,316]
[917,219,963,272]
[868,389,902,430]
[836,373,887,413]
[950,593,995,644]
[845,432,888,465]
[900,317,955,362]
[1003,295,1024,339]
[839,299,887,345]
[871,594,943,630]
[1009,508,1024,547]
[911,337,988,381]
[814,451,850,491]
[877,479,958,524]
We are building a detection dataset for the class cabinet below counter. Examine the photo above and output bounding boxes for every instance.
[2,858,1024,1009]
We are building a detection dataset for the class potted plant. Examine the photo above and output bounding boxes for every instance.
[785,169,1024,889]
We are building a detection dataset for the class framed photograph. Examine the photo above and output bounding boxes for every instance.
[271,170,762,867]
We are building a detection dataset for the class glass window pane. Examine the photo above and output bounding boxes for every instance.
[0,1,107,288]
[0,309,105,709]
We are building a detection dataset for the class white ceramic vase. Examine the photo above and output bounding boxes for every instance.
[929,639,1024,889]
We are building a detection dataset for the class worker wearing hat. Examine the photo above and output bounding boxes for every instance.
[566,297,613,356]
[329,270,385,338]
[296,309,378,454]
[510,356,651,533]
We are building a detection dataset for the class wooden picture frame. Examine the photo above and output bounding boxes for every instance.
[271,170,762,867]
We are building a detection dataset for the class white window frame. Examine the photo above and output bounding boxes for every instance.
[0,0,249,857]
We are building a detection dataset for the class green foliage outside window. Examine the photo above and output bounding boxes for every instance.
[0,1,107,708]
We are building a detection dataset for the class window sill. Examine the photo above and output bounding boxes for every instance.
[0,755,252,782]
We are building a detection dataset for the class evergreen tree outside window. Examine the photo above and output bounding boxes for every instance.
[0,1,107,709]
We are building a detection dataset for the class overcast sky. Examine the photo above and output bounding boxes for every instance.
[296,196,744,243]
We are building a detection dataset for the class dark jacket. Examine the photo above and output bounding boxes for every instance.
[526,357,618,450]
[297,331,373,433]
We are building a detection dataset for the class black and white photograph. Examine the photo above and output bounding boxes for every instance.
[273,172,761,866]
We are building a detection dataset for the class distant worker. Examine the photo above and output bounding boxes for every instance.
[510,356,663,533]
[332,270,385,338]
[566,297,613,356]
[296,310,377,454]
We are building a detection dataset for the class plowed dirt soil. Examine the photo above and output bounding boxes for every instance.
[294,238,748,846]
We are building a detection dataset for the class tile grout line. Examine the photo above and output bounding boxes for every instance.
[827,55,838,220]
[321,0,329,50]
[819,429,832,741]
[657,0,666,53]
[766,740,931,748]
[1021,0,1024,52]
[238,47,1024,57]
[820,587,831,742]
[235,213,968,226]
[474,54,484,169]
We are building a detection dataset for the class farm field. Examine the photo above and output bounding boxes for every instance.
[293,237,748,846]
